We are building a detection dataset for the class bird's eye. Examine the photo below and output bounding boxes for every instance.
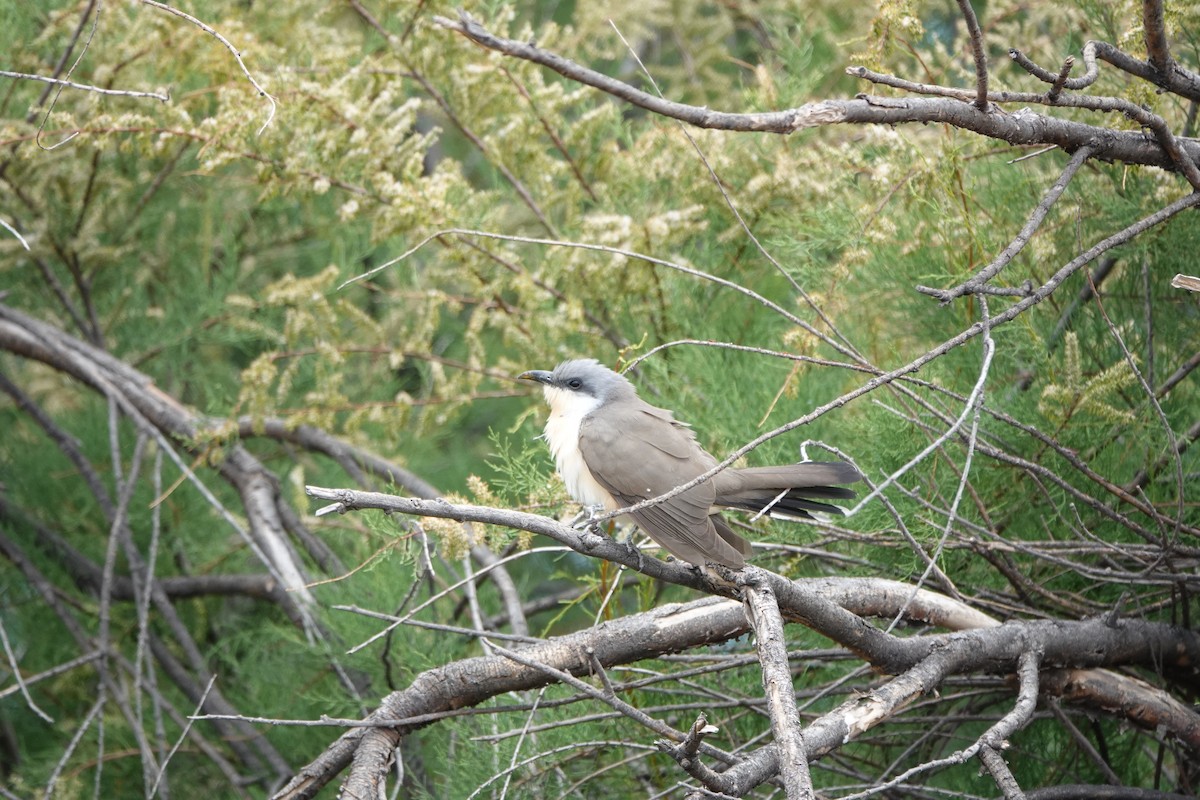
[566,378,583,389]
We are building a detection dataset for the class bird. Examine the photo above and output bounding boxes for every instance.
[518,359,862,569]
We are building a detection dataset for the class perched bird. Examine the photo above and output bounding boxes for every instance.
[518,359,862,569]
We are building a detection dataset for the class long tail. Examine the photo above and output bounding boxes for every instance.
[714,462,862,520]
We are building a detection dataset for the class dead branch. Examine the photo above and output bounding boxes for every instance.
[0,303,317,619]
[287,486,1200,795]
[434,13,1200,177]
[0,69,169,101]
[916,146,1093,304]
[741,569,813,798]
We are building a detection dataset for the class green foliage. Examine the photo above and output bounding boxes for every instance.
[1038,332,1139,426]
[486,427,563,508]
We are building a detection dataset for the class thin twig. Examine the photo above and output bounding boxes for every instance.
[1084,271,1185,540]
[887,299,994,631]
[0,217,30,250]
[0,618,55,722]
[1048,56,1076,102]
[139,0,277,135]
[0,69,169,101]
[499,66,597,202]
[607,21,859,361]
[1009,45,1099,91]
[42,696,105,800]
[341,546,570,654]
[0,650,103,703]
[149,674,218,796]
[35,0,102,150]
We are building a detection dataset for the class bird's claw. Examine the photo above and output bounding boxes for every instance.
[623,538,645,571]
[572,504,606,531]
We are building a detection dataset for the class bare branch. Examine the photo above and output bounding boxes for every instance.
[0,303,318,626]
[917,146,1094,303]
[149,674,217,796]
[435,13,1200,178]
[0,650,103,703]
[33,0,102,150]
[304,488,1200,666]
[849,67,1200,188]
[0,216,30,250]
[0,69,169,101]
[277,532,1200,799]
[42,695,105,799]
[1090,39,1200,100]
[742,569,813,799]
[1142,0,1174,75]
[1171,274,1200,292]
[955,0,989,109]
[980,650,1041,750]
[0,616,55,722]
[1009,45,1099,91]
[978,747,1025,800]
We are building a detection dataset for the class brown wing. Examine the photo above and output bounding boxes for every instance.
[578,400,746,567]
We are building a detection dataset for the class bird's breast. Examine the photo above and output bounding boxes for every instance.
[541,392,615,509]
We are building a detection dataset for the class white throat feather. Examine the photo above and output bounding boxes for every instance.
[539,385,614,509]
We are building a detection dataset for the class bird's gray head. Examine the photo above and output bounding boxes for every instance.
[518,359,636,409]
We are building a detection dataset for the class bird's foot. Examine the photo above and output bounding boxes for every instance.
[572,505,606,531]
[623,538,645,572]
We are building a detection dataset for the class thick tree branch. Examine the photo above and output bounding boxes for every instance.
[279,595,752,800]
[0,304,317,622]
[1091,39,1200,101]
[0,302,528,640]
[955,0,989,109]
[742,570,813,799]
[977,650,1041,797]
[277,550,1200,800]
[847,67,1200,189]
[305,487,1200,664]
[435,13,1200,180]
[1142,0,1174,76]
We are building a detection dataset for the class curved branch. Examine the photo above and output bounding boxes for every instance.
[1090,40,1200,101]
[1010,45,1099,91]
[435,13,1200,179]
[0,303,316,624]
[139,0,276,134]
[277,543,1200,800]
[305,487,1200,670]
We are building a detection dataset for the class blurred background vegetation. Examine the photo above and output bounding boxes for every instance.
[1,0,1197,797]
